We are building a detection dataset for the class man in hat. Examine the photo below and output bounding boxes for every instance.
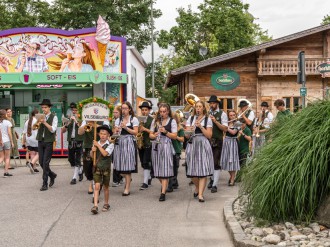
[15,37,49,73]
[207,95,228,193]
[36,99,58,191]
[66,102,77,118]
[62,103,84,185]
[238,100,255,132]
[138,101,154,190]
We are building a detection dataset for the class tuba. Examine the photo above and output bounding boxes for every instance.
[183,93,200,119]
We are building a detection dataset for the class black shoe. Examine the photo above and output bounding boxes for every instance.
[193,192,198,198]
[140,183,148,190]
[70,179,77,185]
[122,192,130,196]
[33,168,39,173]
[199,197,205,203]
[148,178,152,186]
[91,206,98,215]
[211,186,217,193]
[49,174,57,187]
[166,187,173,193]
[40,185,48,191]
[207,179,213,189]
[79,173,83,182]
[159,193,166,201]
[3,172,13,177]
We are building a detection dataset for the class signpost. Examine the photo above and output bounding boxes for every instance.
[297,51,306,108]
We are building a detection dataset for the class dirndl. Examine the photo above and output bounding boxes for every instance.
[251,134,266,156]
[186,134,214,177]
[113,135,137,173]
[151,135,174,178]
[220,136,240,171]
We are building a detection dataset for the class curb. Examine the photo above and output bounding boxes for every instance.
[223,198,265,247]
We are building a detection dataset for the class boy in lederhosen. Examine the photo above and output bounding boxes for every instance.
[137,101,154,190]
[207,95,228,193]
[90,125,114,214]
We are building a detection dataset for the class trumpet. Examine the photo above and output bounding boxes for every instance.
[84,122,93,132]
[33,114,45,130]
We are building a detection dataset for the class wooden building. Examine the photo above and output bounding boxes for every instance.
[166,24,330,115]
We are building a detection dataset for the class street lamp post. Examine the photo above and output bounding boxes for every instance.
[151,0,155,98]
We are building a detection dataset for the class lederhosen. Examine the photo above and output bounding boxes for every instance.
[138,115,153,170]
[93,143,111,186]
[66,121,83,167]
[209,110,224,170]
[36,113,57,185]
[152,118,174,178]
[82,125,94,181]
[113,116,137,174]
[186,116,214,178]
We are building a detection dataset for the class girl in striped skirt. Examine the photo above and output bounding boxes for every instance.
[220,110,240,186]
[185,101,214,202]
[113,101,139,196]
[150,103,177,202]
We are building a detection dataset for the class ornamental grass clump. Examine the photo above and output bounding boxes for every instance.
[241,99,330,223]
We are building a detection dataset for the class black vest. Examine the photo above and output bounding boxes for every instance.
[67,121,83,142]
[191,116,208,134]
[121,116,134,135]
[36,114,56,142]
[155,118,173,135]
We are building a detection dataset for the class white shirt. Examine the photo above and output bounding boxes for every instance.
[0,119,12,142]
[209,108,228,126]
[23,118,38,147]
[265,110,274,124]
[186,115,213,128]
[247,110,255,122]
[150,117,178,133]
[115,115,139,127]
[98,140,114,156]
[45,113,58,133]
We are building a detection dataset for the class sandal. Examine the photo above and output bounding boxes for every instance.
[102,204,110,212]
[91,206,98,214]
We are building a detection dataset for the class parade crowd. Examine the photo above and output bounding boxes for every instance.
[1,96,291,215]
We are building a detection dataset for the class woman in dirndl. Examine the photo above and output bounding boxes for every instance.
[150,103,177,202]
[220,110,240,186]
[113,101,138,196]
[185,101,214,202]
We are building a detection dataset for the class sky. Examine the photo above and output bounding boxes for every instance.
[142,0,330,62]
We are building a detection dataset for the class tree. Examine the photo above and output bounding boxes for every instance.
[49,0,161,52]
[0,0,161,52]
[322,14,330,25]
[157,0,272,66]
[0,0,51,30]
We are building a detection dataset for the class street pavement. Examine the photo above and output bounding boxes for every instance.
[0,157,238,247]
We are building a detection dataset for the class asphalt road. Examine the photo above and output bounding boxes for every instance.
[0,158,237,247]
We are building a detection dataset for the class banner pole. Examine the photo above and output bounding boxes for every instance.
[93,121,97,166]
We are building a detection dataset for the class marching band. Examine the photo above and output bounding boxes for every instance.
[13,95,280,213]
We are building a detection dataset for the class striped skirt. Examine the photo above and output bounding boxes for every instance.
[220,136,240,171]
[151,136,174,178]
[186,134,214,177]
[113,135,137,173]
[251,135,266,156]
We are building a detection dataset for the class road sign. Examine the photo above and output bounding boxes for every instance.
[300,87,307,96]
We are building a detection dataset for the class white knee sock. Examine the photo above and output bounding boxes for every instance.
[73,166,79,180]
[143,169,150,184]
[212,170,220,187]
[92,181,95,197]
[79,166,83,174]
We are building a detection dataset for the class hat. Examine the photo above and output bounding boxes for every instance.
[70,102,77,108]
[238,100,249,108]
[207,95,220,103]
[97,125,112,135]
[139,101,152,109]
[261,102,269,107]
[39,99,53,106]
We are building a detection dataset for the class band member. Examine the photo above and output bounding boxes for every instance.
[274,99,291,121]
[62,103,83,185]
[90,125,114,215]
[113,101,139,196]
[0,109,14,177]
[167,111,184,192]
[207,95,228,193]
[150,103,177,201]
[36,99,58,191]
[220,110,240,186]
[78,120,96,195]
[111,105,123,187]
[238,120,252,170]
[238,100,255,132]
[252,102,274,153]
[185,101,214,202]
[137,101,154,190]
[22,109,39,173]
[6,108,19,160]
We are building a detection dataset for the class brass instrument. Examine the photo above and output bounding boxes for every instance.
[84,122,93,132]
[33,114,45,130]
[111,116,123,145]
[62,116,70,126]
[237,99,253,120]
[183,93,200,118]
[152,115,162,151]
[136,116,147,149]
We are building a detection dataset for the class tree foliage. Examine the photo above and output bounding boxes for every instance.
[157,0,272,65]
[0,0,161,52]
[322,14,330,25]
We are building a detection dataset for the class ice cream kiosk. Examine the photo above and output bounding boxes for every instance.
[0,16,127,156]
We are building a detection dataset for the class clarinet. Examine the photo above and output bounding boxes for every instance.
[115,116,123,145]
[188,113,199,144]
[153,115,162,151]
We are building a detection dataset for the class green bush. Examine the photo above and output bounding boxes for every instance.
[241,100,330,223]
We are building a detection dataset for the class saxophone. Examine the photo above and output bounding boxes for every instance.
[136,116,147,149]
